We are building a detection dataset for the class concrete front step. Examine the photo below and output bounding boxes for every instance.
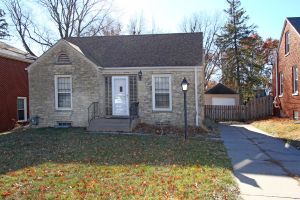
[87,117,138,132]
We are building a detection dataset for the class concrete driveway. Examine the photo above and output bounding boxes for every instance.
[220,123,300,200]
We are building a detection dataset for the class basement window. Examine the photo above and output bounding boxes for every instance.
[294,111,299,120]
[56,121,72,128]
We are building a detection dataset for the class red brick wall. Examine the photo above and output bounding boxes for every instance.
[0,56,30,132]
[274,21,300,118]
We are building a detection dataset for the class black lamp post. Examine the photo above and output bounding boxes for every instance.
[181,77,189,140]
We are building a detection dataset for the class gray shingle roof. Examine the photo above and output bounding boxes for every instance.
[205,83,237,94]
[65,33,203,68]
[287,17,300,35]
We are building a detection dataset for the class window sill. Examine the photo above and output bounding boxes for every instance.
[152,109,173,113]
[279,94,283,98]
[55,108,72,111]
[17,120,28,123]
[285,52,290,57]
[292,92,299,96]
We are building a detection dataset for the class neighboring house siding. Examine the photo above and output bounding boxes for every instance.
[0,56,29,132]
[29,41,204,127]
[274,20,300,118]
[29,42,100,127]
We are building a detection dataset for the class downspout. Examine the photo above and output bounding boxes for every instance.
[195,66,199,126]
[274,50,278,97]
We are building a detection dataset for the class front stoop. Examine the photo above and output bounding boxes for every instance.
[87,117,139,132]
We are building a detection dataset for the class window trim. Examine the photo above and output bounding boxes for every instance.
[279,72,283,97]
[292,66,298,96]
[54,75,73,110]
[17,97,27,122]
[152,74,172,111]
[285,31,290,55]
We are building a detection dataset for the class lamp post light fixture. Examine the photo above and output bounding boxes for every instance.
[138,70,143,81]
[181,77,189,140]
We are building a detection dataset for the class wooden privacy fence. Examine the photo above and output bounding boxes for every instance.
[205,95,273,121]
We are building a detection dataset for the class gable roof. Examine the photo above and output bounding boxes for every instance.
[65,33,203,68]
[287,17,300,35]
[0,42,36,63]
[205,83,237,94]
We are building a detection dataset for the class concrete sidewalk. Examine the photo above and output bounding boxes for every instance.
[220,123,300,200]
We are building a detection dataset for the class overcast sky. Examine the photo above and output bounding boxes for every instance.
[1,0,300,52]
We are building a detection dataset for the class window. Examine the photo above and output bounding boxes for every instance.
[152,75,172,111]
[294,111,299,120]
[57,121,72,128]
[285,31,290,54]
[55,75,72,110]
[293,66,298,95]
[17,97,27,121]
[279,72,283,96]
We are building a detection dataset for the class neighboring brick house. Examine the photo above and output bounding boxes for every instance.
[28,33,204,131]
[273,17,300,120]
[0,42,35,132]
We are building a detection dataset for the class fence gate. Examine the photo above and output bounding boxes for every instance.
[205,96,273,121]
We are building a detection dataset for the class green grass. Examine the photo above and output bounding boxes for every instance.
[0,128,238,199]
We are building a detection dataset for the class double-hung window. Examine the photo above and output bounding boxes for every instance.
[293,66,298,95]
[285,31,290,54]
[55,75,72,110]
[17,97,27,121]
[279,72,283,96]
[152,75,172,111]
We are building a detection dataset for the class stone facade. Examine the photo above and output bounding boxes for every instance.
[273,20,300,118]
[29,40,204,128]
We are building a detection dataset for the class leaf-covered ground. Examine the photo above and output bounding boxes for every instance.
[252,117,300,149]
[0,128,238,199]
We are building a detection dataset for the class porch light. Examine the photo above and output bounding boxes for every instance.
[138,70,143,81]
[181,77,189,91]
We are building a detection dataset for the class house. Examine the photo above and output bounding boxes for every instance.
[28,33,204,131]
[205,83,239,105]
[0,42,35,132]
[273,17,300,120]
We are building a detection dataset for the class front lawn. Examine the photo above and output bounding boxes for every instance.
[0,128,238,199]
[252,117,300,149]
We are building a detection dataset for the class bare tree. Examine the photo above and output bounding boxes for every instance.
[0,9,9,39]
[127,13,145,35]
[5,0,118,55]
[180,12,223,87]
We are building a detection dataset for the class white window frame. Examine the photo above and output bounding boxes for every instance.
[285,31,290,55]
[293,66,298,95]
[152,74,172,111]
[54,75,72,110]
[17,97,27,122]
[279,72,283,97]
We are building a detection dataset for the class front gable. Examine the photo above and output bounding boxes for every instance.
[28,40,99,73]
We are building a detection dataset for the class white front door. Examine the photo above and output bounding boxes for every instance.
[112,76,129,116]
